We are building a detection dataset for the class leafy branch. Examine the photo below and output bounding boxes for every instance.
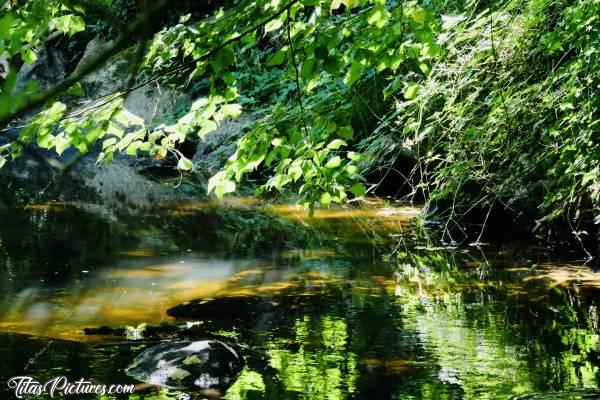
[0,0,168,128]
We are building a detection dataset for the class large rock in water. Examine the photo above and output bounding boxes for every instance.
[4,36,256,207]
[126,340,244,391]
[2,38,189,210]
[77,37,186,124]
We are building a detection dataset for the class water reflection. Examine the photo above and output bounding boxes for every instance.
[0,200,599,399]
[0,257,255,339]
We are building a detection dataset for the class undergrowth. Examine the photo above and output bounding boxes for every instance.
[361,0,599,255]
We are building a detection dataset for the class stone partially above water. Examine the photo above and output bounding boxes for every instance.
[126,340,244,391]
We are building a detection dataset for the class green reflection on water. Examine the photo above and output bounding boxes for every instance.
[0,200,599,399]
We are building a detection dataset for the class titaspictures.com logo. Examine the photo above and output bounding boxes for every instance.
[7,376,135,398]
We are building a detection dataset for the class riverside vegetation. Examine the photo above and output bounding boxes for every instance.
[0,0,597,255]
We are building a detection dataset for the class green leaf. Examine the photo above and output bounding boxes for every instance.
[349,183,366,197]
[383,76,403,99]
[421,43,441,58]
[114,109,144,127]
[52,15,85,36]
[333,188,347,203]
[21,47,37,64]
[272,174,292,190]
[320,191,332,206]
[325,156,341,169]
[199,119,218,138]
[221,103,242,118]
[408,7,428,25]
[66,83,84,96]
[418,61,432,76]
[0,15,15,40]
[324,56,342,75]
[264,18,283,33]
[46,102,67,118]
[37,133,53,149]
[70,16,86,35]
[367,7,390,29]
[582,168,598,185]
[327,139,347,150]
[215,180,236,198]
[403,82,420,100]
[125,141,142,155]
[289,165,302,181]
[347,151,362,161]
[177,156,193,171]
[107,121,124,138]
[345,164,358,174]
[338,126,354,139]
[301,58,316,81]
[211,46,235,73]
[102,137,117,149]
[331,0,359,11]
[344,60,362,88]
[267,46,287,66]
[54,136,70,155]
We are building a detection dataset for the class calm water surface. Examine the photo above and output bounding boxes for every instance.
[0,199,598,399]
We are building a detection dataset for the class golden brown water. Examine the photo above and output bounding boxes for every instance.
[0,199,418,341]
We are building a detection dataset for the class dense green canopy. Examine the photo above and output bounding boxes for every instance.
[0,0,598,249]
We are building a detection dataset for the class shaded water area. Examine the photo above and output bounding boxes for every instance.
[0,199,599,399]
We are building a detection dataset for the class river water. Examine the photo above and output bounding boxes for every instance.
[0,199,598,399]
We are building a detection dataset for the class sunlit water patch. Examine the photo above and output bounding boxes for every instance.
[0,256,257,340]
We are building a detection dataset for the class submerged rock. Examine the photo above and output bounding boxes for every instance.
[126,340,244,391]
[167,296,264,320]
[166,294,340,335]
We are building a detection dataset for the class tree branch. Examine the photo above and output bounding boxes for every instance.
[62,0,301,122]
[0,0,167,128]
[286,7,309,136]
[1,0,300,136]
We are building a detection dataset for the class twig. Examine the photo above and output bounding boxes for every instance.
[286,7,309,136]
[487,0,514,134]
